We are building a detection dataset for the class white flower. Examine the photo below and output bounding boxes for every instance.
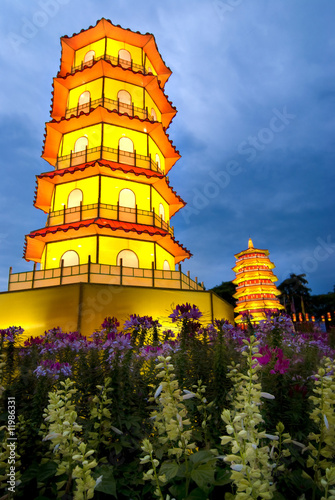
[264,434,279,440]
[324,414,329,430]
[95,475,103,488]
[260,392,275,399]
[111,425,123,435]
[231,464,243,472]
[154,384,163,399]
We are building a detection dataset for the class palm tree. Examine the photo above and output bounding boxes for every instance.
[278,274,311,315]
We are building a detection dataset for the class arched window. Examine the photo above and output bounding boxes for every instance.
[74,136,88,153]
[117,90,131,105]
[159,203,165,221]
[60,250,79,267]
[119,137,134,153]
[118,49,131,69]
[163,260,170,271]
[150,107,157,121]
[119,188,135,208]
[119,137,134,166]
[67,189,83,208]
[78,91,90,112]
[83,50,95,66]
[117,249,139,268]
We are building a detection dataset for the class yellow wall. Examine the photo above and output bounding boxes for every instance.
[148,136,165,172]
[155,245,175,270]
[101,177,151,209]
[104,79,143,107]
[106,39,142,67]
[60,124,102,156]
[99,236,154,268]
[74,38,105,66]
[0,284,234,338]
[44,236,97,269]
[67,79,103,109]
[145,93,161,122]
[151,189,169,223]
[103,124,147,154]
[53,176,99,210]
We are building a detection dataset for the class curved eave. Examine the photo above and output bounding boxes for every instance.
[234,286,281,298]
[52,60,177,128]
[59,18,172,87]
[232,261,275,273]
[234,248,269,259]
[34,161,185,217]
[24,218,191,264]
[233,273,278,286]
[234,300,284,313]
[42,106,180,173]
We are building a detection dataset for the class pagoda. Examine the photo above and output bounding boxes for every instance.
[0,20,234,336]
[232,238,285,325]
[25,18,190,275]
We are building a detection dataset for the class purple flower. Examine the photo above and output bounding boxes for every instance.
[123,314,161,332]
[34,359,72,379]
[169,303,203,323]
[0,326,24,343]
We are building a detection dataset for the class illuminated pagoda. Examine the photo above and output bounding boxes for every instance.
[1,19,233,336]
[232,238,284,325]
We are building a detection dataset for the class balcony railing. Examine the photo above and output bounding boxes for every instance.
[46,202,174,236]
[65,97,155,121]
[55,145,163,173]
[8,260,204,292]
[70,54,151,75]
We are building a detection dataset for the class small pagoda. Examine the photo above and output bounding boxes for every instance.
[232,238,285,325]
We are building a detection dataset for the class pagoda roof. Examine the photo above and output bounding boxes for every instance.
[52,60,177,128]
[42,106,180,173]
[24,218,191,264]
[34,161,185,217]
[59,18,172,88]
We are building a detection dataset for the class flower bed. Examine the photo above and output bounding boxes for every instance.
[0,306,334,499]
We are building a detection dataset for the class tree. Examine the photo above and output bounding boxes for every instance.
[278,273,311,315]
[211,281,237,306]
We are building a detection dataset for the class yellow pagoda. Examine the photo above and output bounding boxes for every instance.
[0,19,233,336]
[232,238,285,325]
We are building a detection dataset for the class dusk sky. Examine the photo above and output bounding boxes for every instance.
[1,0,335,295]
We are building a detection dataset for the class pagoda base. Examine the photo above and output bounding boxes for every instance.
[0,283,234,339]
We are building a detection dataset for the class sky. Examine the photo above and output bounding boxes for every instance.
[0,0,335,295]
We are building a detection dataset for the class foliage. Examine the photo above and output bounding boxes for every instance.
[0,308,334,499]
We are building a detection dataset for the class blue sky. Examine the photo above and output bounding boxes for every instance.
[0,0,335,294]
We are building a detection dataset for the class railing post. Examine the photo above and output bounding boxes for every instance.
[179,263,182,289]
[132,101,134,117]
[146,107,148,119]
[70,150,73,167]
[8,266,12,291]
[152,207,155,226]
[85,145,88,163]
[149,152,152,170]
[80,201,83,221]
[117,54,120,65]
[117,98,120,113]
[77,102,79,115]
[130,59,133,70]
[60,259,64,285]
[63,204,66,224]
[31,262,37,289]
[88,255,91,283]
[135,204,138,223]
[152,261,155,288]
[117,144,120,163]
[134,150,136,167]
[120,258,123,285]
[117,201,120,221]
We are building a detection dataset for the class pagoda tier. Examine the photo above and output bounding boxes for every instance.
[22,19,191,275]
[232,239,284,324]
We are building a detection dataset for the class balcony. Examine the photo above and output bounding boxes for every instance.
[46,202,174,236]
[56,145,163,173]
[8,261,204,292]
[65,97,155,121]
[70,54,150,75]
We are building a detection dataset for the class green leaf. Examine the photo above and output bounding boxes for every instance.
[37,461,58,482]
[272,493,288,500]
[186,487,209,499]
[225,493,235,500]
[20,463,40,484]
[159,461,179,481]
[191,463,215,490]
[93,465,117,497]
[189,450,216,465]
[214,468,232,486]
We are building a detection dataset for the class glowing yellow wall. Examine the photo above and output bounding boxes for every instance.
[151,189,169,223]
[74,38,105,66]
[104,79,143,106]
[106,39,142,66]
[155,245,175,270]
[43,236,97,269]
[101,177,150,209]
[60,124,102,156]
[99,236,154,267]
[145,93,161,122]
[103,124,147,154]
[67,79,103,109]
[148,136,165,172]
[144,56,157,75]
[53,177,99,210]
